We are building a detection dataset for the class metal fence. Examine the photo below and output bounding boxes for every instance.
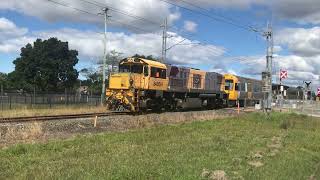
[273,99,320,117]
[0,93,101,110]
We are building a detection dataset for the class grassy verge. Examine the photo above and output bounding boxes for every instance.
[0,112,319,179]
[0,105,107,118]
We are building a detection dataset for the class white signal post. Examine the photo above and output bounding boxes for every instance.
[279,69,288,112]
[279,69,288,94]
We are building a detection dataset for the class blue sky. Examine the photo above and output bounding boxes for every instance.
[0,0,320,88]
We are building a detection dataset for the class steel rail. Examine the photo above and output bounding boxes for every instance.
[0,112,130,124]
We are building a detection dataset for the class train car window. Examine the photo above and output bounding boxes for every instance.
[235,83,239,91]
[151,67,167,79]
[119,64,143,74]
[144,65,149,76]
[131,64,143,74]
[225,80,234,90]
[119,64,130,72]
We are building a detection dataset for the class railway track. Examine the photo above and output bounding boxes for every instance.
[0,112,130,124]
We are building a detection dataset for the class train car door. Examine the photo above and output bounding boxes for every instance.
[142,65,149,89]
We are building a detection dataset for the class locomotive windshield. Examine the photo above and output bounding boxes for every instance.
[119,64,143,74]
[225,79,234,90]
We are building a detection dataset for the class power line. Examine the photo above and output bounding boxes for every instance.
[78,0,161,26]
[171,0,260,32]
[159,0,260,33]
[47,0,97,16]
[46,0,151,33]
[47,0,256,64]
[169,26,260,63]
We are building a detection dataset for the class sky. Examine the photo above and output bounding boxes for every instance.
[0,0,320,90]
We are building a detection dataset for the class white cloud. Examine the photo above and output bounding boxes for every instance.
[273,45,282,53]
[181,0,320,25]
[0,0,180,32]
[183,20,197,32]
[0,18,225,66]
[1,0,320,27]
[0,17,28,41]
[0,18,31,53]
[268,0,320,25]
[37,28,225,65]
[276,27,320,57]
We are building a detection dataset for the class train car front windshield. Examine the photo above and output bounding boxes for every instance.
[225,79,234,90]
[119,64,143,74]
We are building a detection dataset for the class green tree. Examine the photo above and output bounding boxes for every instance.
[0,72,8,95]
[79,68,102,95]
[132,54,159,61]
[10,38,79,92]
[80,50,123,94]
[97,50,123,73]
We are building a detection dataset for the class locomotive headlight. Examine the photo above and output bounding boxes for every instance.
[129,79,134,86]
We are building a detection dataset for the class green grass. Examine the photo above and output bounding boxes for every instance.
[0,112,320,179]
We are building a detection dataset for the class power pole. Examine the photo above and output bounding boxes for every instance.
[100,8,109,105]
[161,18,168,63]
[262,22,273,112]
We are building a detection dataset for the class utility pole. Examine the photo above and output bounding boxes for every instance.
[161,18,168,63]
[100,8,109,105]
[262,22,273,112]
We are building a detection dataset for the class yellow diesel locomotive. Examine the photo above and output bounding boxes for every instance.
[106,57,227,112]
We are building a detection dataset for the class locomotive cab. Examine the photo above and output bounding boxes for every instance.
[224,74,239,106]
[224,74,263,107]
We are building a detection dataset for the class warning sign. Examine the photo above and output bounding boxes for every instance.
[280,70,288,80]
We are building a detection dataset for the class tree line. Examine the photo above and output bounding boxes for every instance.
[0,37,159,95]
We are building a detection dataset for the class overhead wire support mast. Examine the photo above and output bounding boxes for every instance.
[161,18,168,63]
[262,22,273,112]
[99,7,110,105]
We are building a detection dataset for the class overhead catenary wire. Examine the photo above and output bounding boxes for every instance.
[78,0,162,27]
[168,27,253,62]
[159,0,261,33]
[170,0,260,32]
[47,0,258,64]
[46,0,153,34]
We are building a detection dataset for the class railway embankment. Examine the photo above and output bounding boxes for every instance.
[0,109,243,147]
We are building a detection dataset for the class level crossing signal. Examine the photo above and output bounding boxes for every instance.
[280,70,288,80]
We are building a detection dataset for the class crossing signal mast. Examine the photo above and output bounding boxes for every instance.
[262,22,273,112]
